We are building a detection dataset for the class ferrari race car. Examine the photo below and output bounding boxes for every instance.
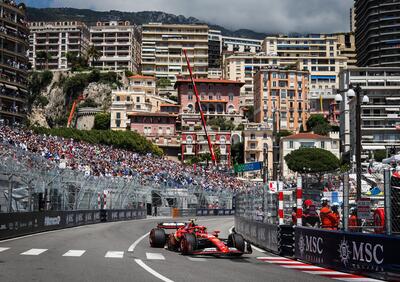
[149,221,252,256]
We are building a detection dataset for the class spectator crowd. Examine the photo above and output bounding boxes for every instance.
[0,125,251,194]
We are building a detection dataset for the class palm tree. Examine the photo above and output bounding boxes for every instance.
[86,45,101,68]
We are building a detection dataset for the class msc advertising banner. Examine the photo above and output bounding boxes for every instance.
[295,227,400,274]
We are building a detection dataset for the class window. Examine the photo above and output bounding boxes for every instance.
[250,133,256,140]
[116,96,120,101]
[188,94,193,100]
[321,141,325,149]
[116,112,121,119]
[229,94,234,101]
[250,143,256,149]
[263,133,268,139]
[289,141,294,149]
[136,97,140,103]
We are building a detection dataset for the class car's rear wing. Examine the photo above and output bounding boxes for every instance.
[157,222,186,230]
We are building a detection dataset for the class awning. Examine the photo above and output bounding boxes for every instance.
[362,145,386,150]
[387,80,400,83]
[383,155,400,164]
[311,75,336,80]
[386,97,400,101]
[368,79,385,83]
[385,108,399,111]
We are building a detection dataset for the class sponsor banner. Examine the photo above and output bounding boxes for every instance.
[295,227,400,274]
[0,209,146,240]
[194,209,235,216]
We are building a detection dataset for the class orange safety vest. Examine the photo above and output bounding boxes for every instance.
[332,212,340,230]
[349,215,358,232]
[320,206,337,230]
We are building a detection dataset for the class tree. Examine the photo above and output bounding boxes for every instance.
[207,117,235,131]
[245,106,255,122]
[374,150,387,162]
[86,45,101,67]
[306,114,331,135]
[284,148,340,177]
[93,112,111,130]
[36,51,52,70]
[231,141,244,165]
[156,78,172,88]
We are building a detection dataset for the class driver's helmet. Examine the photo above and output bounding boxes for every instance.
[187,219,197,228]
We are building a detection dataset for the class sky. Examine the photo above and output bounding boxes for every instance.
[21,0,354,34]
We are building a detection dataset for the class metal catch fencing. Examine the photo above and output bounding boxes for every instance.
[0,142,235,213]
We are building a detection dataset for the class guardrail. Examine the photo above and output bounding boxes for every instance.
[171,208,235,218]
[0,209,146,240]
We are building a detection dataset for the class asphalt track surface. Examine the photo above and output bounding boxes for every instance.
[0,217,334,282]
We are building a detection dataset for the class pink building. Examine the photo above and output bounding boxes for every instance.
[181,130,232,166]
[129,112,180,148]
[175,79,244,126]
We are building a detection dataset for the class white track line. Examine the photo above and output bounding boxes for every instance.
[20,248,47,255]
[135,259,174,282]
[281,265,324,269]
[105,251,124,258]
[128,232,150,253]
[187,257,207,262]
[146,253,165,260]
[267,261,304,264]
[257,256,289,260]
[333,278,383,282]
[62,250,86,257]
[0,247,10,252]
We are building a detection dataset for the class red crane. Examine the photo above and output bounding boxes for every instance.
[183,49,216,165]
[67,95,84,128]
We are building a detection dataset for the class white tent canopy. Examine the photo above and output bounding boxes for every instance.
[383,155,400,164]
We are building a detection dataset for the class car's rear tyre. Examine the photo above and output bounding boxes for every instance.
[180,233,197,255]
[167,234,179,251]
[228,233,245,254]
[149,228,166,248]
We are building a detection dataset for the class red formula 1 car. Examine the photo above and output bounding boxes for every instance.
[149,220,252,256]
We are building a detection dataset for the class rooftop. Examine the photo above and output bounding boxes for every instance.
[282,133,331,140]
[128,75,155,80]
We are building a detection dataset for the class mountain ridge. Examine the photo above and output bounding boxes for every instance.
[26,7,270,40]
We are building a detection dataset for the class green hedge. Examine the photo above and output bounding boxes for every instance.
[31,127,163,156]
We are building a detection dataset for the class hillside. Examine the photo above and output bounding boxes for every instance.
[26,7,269,40]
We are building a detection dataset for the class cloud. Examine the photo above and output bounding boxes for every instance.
[30,0,353,34]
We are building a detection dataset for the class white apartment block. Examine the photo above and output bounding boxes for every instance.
[141,23,209,83]
[224,34,349,111]
[222,36,262,53]
[280,132,340,177]
[28,21,89,70]
[338,67,400,160]
[262,34,348,115]
[90,21,141,72]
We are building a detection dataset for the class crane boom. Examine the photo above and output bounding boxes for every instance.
[183,49,216,165]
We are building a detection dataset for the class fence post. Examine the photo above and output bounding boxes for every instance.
[296,176,303,226]
[384,169,391,236]
[343,172,349,232]
[278,191,284,225]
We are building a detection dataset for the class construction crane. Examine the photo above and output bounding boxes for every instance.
[183,49,216,165]
[67,95,84,128]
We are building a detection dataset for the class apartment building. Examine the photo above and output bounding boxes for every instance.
[338,67,400,160]
[224,34,348,114]
[253,68,310,132]
[208,29,222,70]
[141,23,209,83]
[110,75,177,131]
[90,21,141,72]
[181,130,231,166]
[280,132,340,177]
[222,36,262,53]
[175,78,244,127]
[355,0,400,67]
[0,0,29,124]
[336,32,357,67]
[243,123,273,179]
[28,21,89,70]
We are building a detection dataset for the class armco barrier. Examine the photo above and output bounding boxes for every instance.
[235,216,280,254]
[196,209,235,216]
[0,209,146,240]
[295,227,400,281]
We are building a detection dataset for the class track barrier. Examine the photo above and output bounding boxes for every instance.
[0,209,146,240]
[295,226,400,281]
